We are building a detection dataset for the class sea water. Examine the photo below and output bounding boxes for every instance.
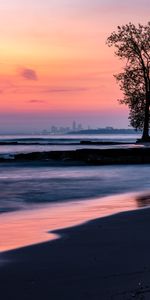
[1,133,150,251]
[0,133,141,156]
[0,133,149,214]
[1,162,150,214]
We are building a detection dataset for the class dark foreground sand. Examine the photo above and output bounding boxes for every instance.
[1,208,150,300]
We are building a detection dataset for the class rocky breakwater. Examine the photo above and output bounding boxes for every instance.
[1,147,150,165]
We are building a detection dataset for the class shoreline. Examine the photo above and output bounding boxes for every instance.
[1,190,150,252]
[0,192,139,252]
[1,206,150,299]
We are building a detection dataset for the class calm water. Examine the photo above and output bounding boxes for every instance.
[1,164,150,214]
[0,133,140,143]
[0,133,142,156]
[0,192,140,251]
[1,133,150,252]
[1,162,150,251]
[0,133,148,214]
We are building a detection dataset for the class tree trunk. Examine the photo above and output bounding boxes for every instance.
[142,91,150,141]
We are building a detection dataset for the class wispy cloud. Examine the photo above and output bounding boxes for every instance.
[41,86,89,94]
[20,68,38,81]
[28,99,45,103]
[7,85,90,94]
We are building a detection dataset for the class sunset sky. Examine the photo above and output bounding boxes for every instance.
[0,0,149,133]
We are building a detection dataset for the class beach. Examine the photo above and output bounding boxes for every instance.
[1,206,150,299]
[1,134,150,299]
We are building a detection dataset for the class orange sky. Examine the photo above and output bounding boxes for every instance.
[0,0,149,132]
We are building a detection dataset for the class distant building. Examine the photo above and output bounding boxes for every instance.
[51,126,58,134]
[49,122,84,134]
[105,126,114,130]
[42,129,49,135]
[65,127,70,133]
[77,123,82,131]
[72,121,76,131]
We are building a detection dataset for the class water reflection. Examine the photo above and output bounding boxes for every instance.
[0,192,144,253]
[1,191,150,253]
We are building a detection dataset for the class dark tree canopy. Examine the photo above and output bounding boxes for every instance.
[106,22,150,141]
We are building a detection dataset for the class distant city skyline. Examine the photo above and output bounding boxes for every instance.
[0,110,130,134]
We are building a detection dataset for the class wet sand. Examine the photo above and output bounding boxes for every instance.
[1,199,150,299]
[0,193,139,252]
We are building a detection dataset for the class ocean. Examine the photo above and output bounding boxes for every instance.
[0,133,141,158]
[1,133,150,251]
[0,132,148,214]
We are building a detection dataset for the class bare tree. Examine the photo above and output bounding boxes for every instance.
[107,22,150,141]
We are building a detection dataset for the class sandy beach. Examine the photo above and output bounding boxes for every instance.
[1,203,150,300]
[1,156,150,300]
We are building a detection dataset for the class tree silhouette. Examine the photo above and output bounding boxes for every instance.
[107,22,150,141]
